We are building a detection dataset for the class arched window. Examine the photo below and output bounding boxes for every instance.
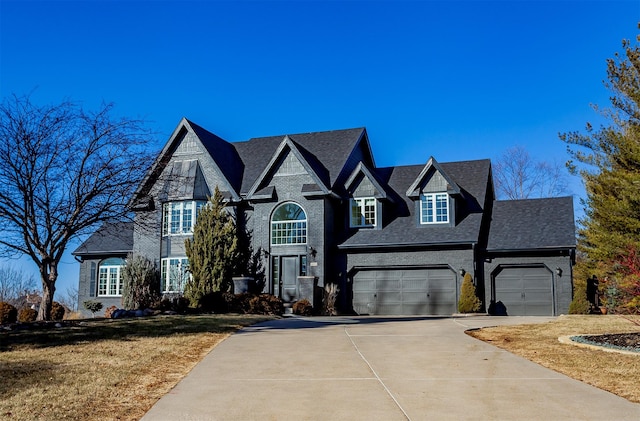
[97,257,125,296]
[271,202,307,245]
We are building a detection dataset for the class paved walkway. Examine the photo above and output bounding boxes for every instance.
[142,316,640,421]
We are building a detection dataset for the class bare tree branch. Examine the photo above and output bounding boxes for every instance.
[493,145,570,200]
[0,94,154,320]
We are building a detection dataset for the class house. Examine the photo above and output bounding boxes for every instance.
[74,119,576,317]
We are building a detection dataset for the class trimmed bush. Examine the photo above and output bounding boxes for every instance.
[200,292,239,313]
[156,296,191,314]
[104,305,118,318]
[231,293,283,315]
[51,301,66,321]
[83,300,103,317]
[568,280,590,314]
[292,299,313,316]
[18,307,37,323]
[0,302,18,324]
[458,273,482,313]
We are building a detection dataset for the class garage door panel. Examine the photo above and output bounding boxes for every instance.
[378,279,401,290]
[495,267,553,316]
[402,292,429,303]
[402,302,431,314]
[353,268,456,315]
[402,279,427,291]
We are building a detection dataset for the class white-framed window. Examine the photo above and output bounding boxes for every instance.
[420,193,449,224]
[350,197,376,227]
[162,201,206,236]
[160,257,190,293]
[97,257,125,296]
[271,202,307,245]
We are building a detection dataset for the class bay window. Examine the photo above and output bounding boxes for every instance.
[162,201,206,236]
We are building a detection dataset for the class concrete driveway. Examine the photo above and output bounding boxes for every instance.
[141,316,640,421]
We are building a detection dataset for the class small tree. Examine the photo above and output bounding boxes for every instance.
[121,254,160,310]
[184,188,239,307]
[458,273,481,313]
[83,300,103,318]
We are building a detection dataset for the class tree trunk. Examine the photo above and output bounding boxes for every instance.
[37,264,57,321]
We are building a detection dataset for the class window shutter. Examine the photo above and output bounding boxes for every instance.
[89,262,96,297]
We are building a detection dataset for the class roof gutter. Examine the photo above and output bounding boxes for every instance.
[338,240,476,251]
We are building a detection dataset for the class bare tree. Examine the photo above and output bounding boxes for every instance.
[0,94,153,320]
[0,265,37,306]
[493,145,569,200]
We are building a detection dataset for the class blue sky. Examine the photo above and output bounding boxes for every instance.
[1,0,639,297]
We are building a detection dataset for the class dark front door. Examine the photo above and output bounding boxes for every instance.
[281,256,298,302]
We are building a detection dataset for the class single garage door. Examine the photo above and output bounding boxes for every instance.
[352,268,456,315]
[494,266,553,316]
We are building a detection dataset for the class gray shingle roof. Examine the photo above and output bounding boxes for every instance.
[232,127,366,194]
[73,222,134,256]
[188,120,244,195]
[487,197,576,251]
[339,159,492,248]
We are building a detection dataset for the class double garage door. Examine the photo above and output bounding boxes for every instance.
[353,268,456,315]
[493,266,553,316]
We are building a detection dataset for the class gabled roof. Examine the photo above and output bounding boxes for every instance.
[245,135,331,199]
[187,120,244,199]
[130,119,242,206]
[344,162,390,200]
[487,197,576,251]
[406,156,462,198]
[339,159,492,249]
[233,127,368,195]
[73,222,134,257]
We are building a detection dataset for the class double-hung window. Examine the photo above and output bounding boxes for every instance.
[160,257,190,293]
[350,197,376,227]
[420,193,449,224]
[97,257,125,296]
[162,201,206,235]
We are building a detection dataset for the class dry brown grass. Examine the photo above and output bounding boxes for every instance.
[0,314,274,420]
[467,314,640,403]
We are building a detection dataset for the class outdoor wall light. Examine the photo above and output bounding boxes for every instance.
[556,267,563,277]
[308,246,317,257]
[458,268,466,276]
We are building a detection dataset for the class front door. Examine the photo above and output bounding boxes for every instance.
[281,256,298,302]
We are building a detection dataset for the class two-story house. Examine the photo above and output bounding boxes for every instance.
[74,118,576,316]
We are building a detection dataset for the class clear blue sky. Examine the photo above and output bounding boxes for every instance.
[1,0,639,297]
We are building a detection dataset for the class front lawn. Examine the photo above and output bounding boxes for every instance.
[467,314,640,403]
[0,314,274,420]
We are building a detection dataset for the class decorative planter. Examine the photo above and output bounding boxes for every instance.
[232,277,254,294]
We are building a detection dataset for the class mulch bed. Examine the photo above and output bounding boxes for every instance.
[575,332,640,353]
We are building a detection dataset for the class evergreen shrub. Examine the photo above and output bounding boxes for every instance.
[458,273,482,313]
[122,254,160,310]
